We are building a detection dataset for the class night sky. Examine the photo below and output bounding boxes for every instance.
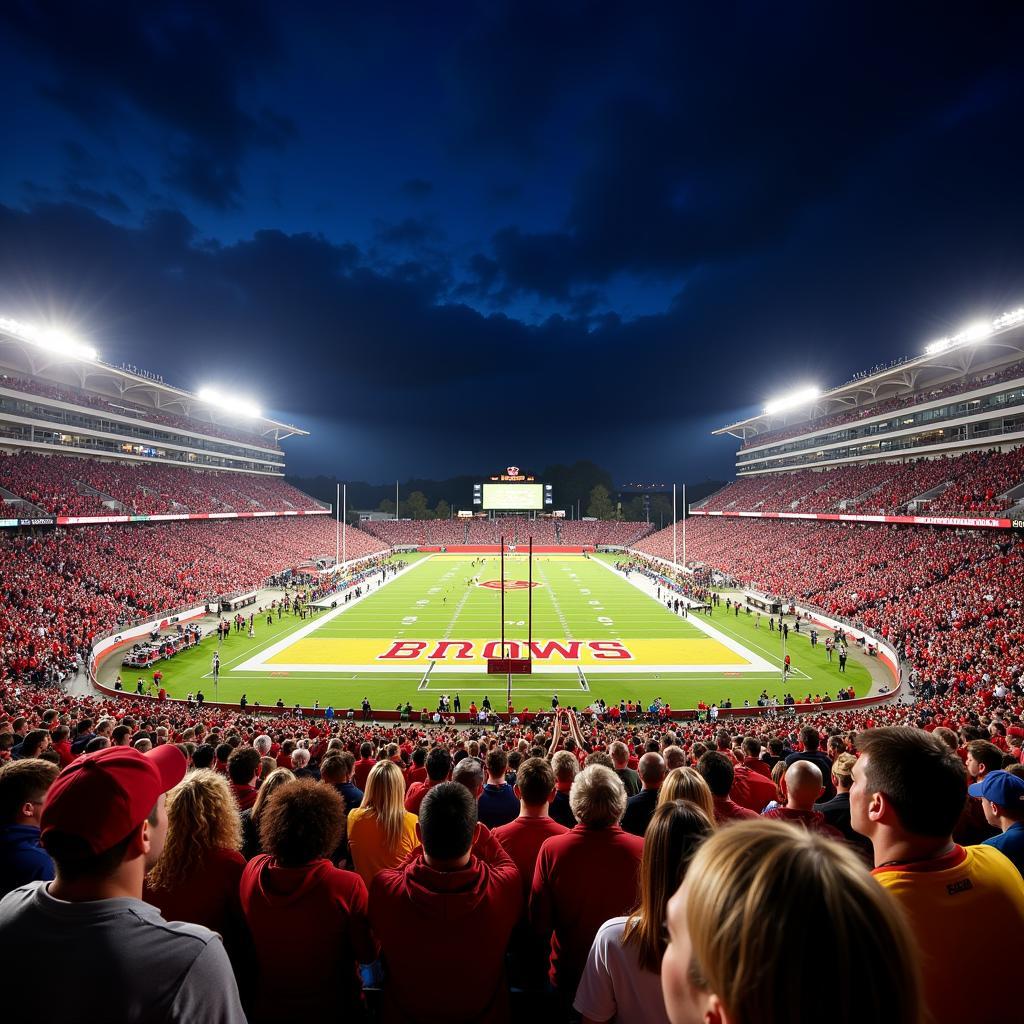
[1,3,1023,484]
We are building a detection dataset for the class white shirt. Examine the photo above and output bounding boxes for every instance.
[574,916,670,1024]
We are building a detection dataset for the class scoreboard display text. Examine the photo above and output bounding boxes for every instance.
[481,482,544,510]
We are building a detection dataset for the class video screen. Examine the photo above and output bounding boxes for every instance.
[482,482,544,510]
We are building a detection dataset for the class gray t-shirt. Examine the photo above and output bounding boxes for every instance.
[0,882,246,1023]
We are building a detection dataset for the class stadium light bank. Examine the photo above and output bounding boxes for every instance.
[763,385,820,416]
[924,306,1024,356]
[197,386,263,419]
[0,316,98,361]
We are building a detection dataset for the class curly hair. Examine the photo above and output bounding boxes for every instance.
[260,778,345,867]
[147,769,242,892]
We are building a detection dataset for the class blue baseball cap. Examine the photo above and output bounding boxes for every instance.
[968,769,1024,808]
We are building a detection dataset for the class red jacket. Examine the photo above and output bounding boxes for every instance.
[353,757,377,791]
[369,829,521,1023]
[529,824,643,993]
[492,815,569,911]
[240,856,375,1023]
[731,764,778,812]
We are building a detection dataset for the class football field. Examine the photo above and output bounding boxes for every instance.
[142,553,875,711]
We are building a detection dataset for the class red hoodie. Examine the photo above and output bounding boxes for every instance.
[369,829,521,1023]
[240,856,375,1023]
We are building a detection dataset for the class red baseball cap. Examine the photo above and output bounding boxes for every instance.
[41,745,186,854]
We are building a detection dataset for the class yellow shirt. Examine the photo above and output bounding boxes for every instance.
[874,844,1024,1024]
[347,807,419,887]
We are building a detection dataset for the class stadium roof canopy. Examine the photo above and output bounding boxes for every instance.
[714,309,1024,442]
[0,322,307,442]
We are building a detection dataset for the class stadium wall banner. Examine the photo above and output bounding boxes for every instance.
[689,509,1014,529]
[16,508,334,527]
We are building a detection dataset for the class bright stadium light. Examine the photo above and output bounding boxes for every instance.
[763,386,820,416]
[197,386,262,418]
[0,316,97,361]
[924,306,1024,355]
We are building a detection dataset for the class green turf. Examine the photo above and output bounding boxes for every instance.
[108,553,874,710]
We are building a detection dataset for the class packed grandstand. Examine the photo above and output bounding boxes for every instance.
[2,314,1024,1024]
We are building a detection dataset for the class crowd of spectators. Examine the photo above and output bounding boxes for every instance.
[738,358,1024,451]
[0,373,282,451]
[636,516,1024,701]
[2,683,1023,1021]
[0,452,324,515]
[695,446,1024,517]
[0,517,386,686]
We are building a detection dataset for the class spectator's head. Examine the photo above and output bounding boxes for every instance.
[0,758,60,827]
[251,767,296,822]
[831,752,856,793]
[418,782,477,867]
[658,767,716,824]
[551,750,579,787]
[253,735,272,756]
[227,747,261,787]
[784,761,824,811]
[696,752,734,799]
[638,752,667,790]
[19,730,50,759]
[426,746,453,782]
[291,748,311,770]
[147,769,242,892]
[485,747,508,783]
[741,736,761,760]
[968,770,1024,830]
[625,800,713,972]
[514,757,556,810]
[84,737,110,753]
[452,756,485,798]
[800,727,820,751]
[359,741,373,759]
[319,754,347,785]
[40,746,186,886]
[585,751,615,770]
[259,779,345,868]
[134,738,153,754]
[608,741,629,768]
[110,725,132,747]
[663,745,687,770]
[850,728,967,851]
[191,744,216,770]
[359,760,408,852]
[965,739,1003,780]
[662,820,920,1024]
[570,765,627,828]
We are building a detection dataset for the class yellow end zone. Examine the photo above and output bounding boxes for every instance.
[266,636,749,667]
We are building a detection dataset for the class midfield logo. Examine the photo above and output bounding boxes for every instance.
[478,579,542,590]
[378,639,633,661]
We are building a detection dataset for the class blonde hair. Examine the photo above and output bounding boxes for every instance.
[623,800,712,971]
[359,760,408,852]
[569,764,626,826]
[658,767,716,823]
[147,769,242,892]
[678,820,922,1024]
[251,767,296,823]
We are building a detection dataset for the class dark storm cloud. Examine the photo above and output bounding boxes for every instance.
[2,1,293,208]
[451,4,1024,302]
[374,218,444,247]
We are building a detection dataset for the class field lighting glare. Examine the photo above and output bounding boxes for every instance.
[197,387,262,419]
[923,307,1024,356]
[763,386,820,416]
[0,316,97,361]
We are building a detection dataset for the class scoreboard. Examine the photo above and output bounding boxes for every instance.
[474,466,553,510]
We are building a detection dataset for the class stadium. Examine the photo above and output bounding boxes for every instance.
[4,10,1024,1024]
